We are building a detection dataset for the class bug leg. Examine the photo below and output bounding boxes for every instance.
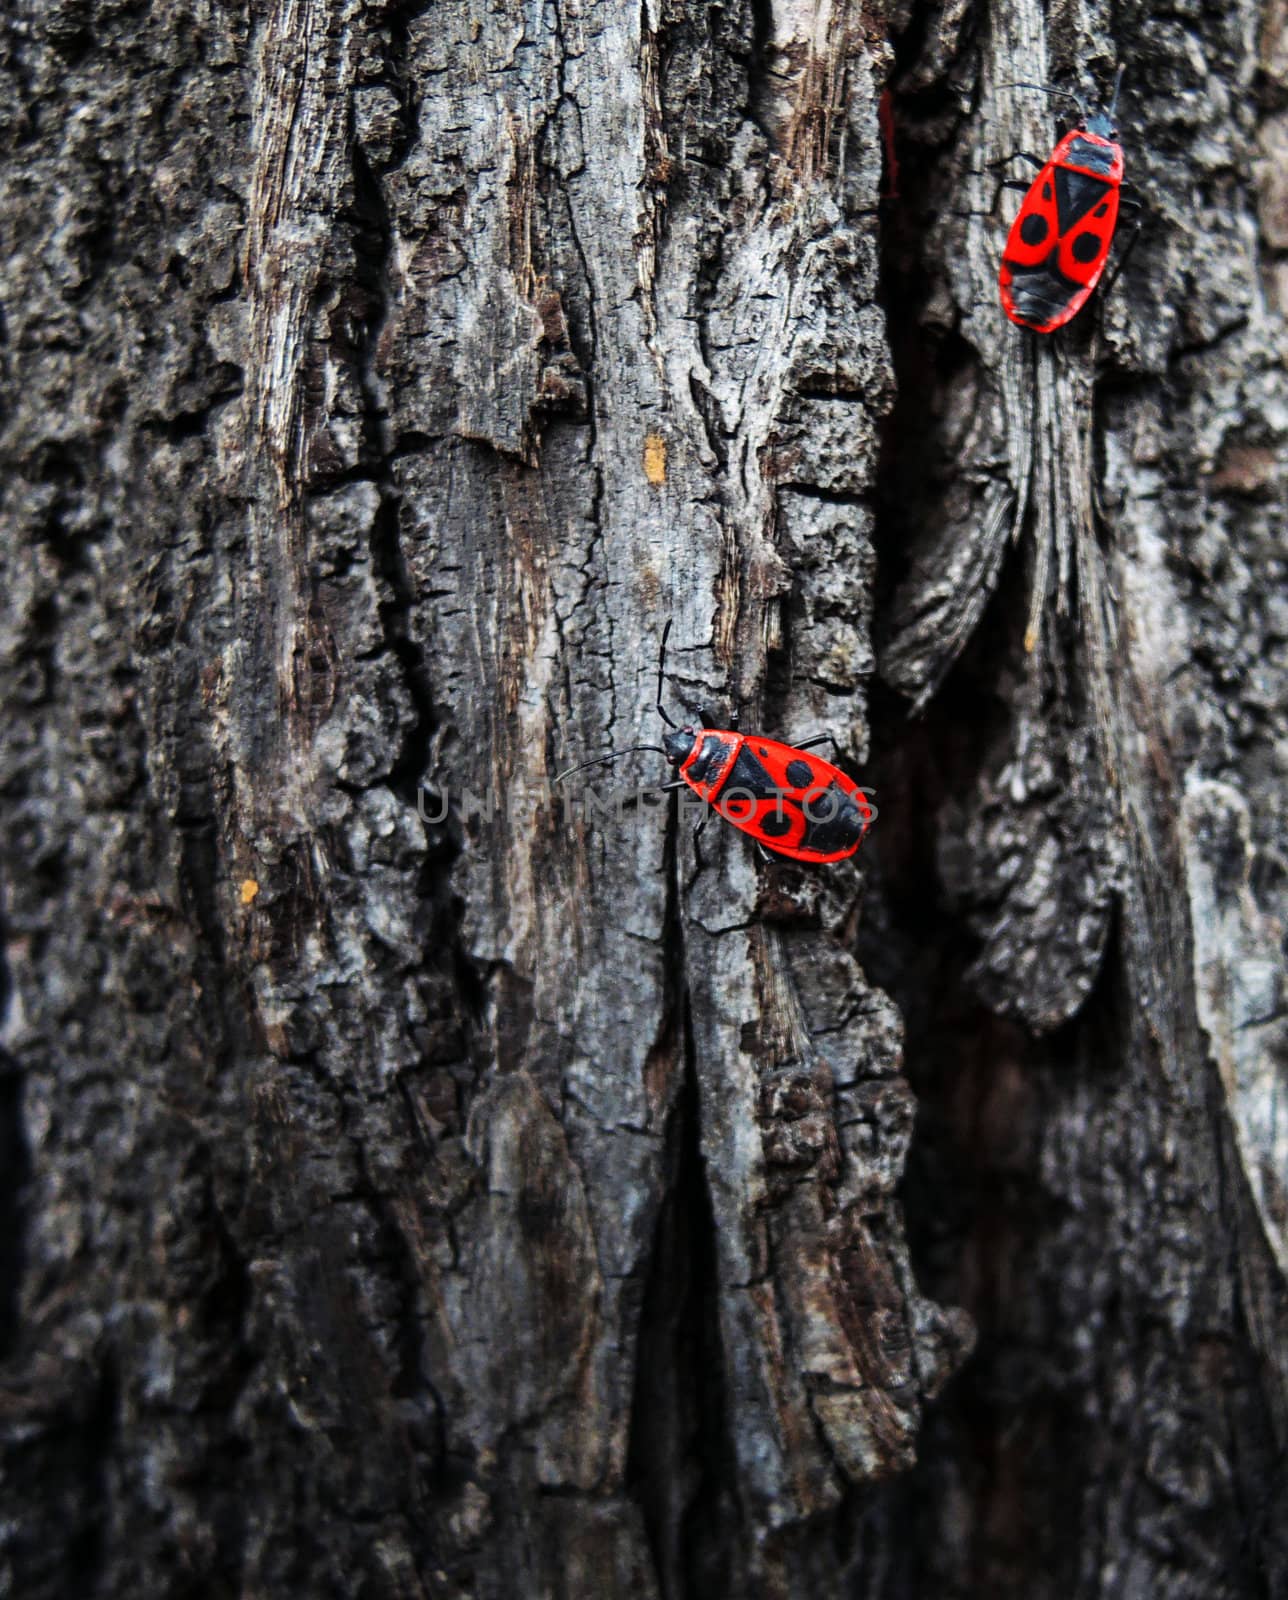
[795,732,845,758]
[691,804,712,872]
[754,840,777,865]
[987,150,1044,172]
[1100,218,1143,304]
[1116,182,1145,218]
[1001,179,1032,193]
[658,780,687,792]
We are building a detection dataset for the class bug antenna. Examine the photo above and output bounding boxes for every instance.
[1108,64,1125,117]
[554,744,667,784]
[656,619,678,729]
[1002,80,1086,116]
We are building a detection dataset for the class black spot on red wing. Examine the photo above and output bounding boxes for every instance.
[1020,212,1048,246]
[1071,230,1102,263]
[758,746,770,757]
[760,807,793,837]
[1042,181,1052,199]
[1094,201,1109,216]
[785,759,815,788]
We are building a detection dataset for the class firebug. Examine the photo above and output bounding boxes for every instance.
[557,623,875,864]
[997,68,1138,333]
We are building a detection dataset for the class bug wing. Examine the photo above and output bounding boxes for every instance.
[999,159,1087,332]
[1000,262,1097,334]
[715,738,872,863]
[1001,159,1063,270]
[1055,180,1119,289]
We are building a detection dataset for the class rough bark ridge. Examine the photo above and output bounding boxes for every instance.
[862,0,1288,1594]
[0,2,1284,1599]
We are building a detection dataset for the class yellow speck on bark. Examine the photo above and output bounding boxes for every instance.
[240,878,260,905]
[643,432,667,485]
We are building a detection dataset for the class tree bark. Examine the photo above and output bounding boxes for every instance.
[1,1,1285,1597]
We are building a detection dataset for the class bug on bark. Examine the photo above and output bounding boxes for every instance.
[997,68,1138,333]
[557,623,875,864]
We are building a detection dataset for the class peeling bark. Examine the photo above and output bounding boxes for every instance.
[0,1,1284,1598]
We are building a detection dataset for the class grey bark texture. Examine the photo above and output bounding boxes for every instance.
[1,0,1285,1597]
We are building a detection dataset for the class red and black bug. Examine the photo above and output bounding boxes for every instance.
[557,624,875,865]
[998,69,1136,333]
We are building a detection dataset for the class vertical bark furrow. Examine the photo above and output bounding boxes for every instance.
[863,0,1288,1595]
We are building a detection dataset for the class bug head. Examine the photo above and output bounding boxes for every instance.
[663,728,697,767]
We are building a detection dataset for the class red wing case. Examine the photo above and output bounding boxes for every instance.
[999,130,1123,333]
[680,732,873,863]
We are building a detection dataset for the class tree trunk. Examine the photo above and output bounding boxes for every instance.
[1,1,1285,1596]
